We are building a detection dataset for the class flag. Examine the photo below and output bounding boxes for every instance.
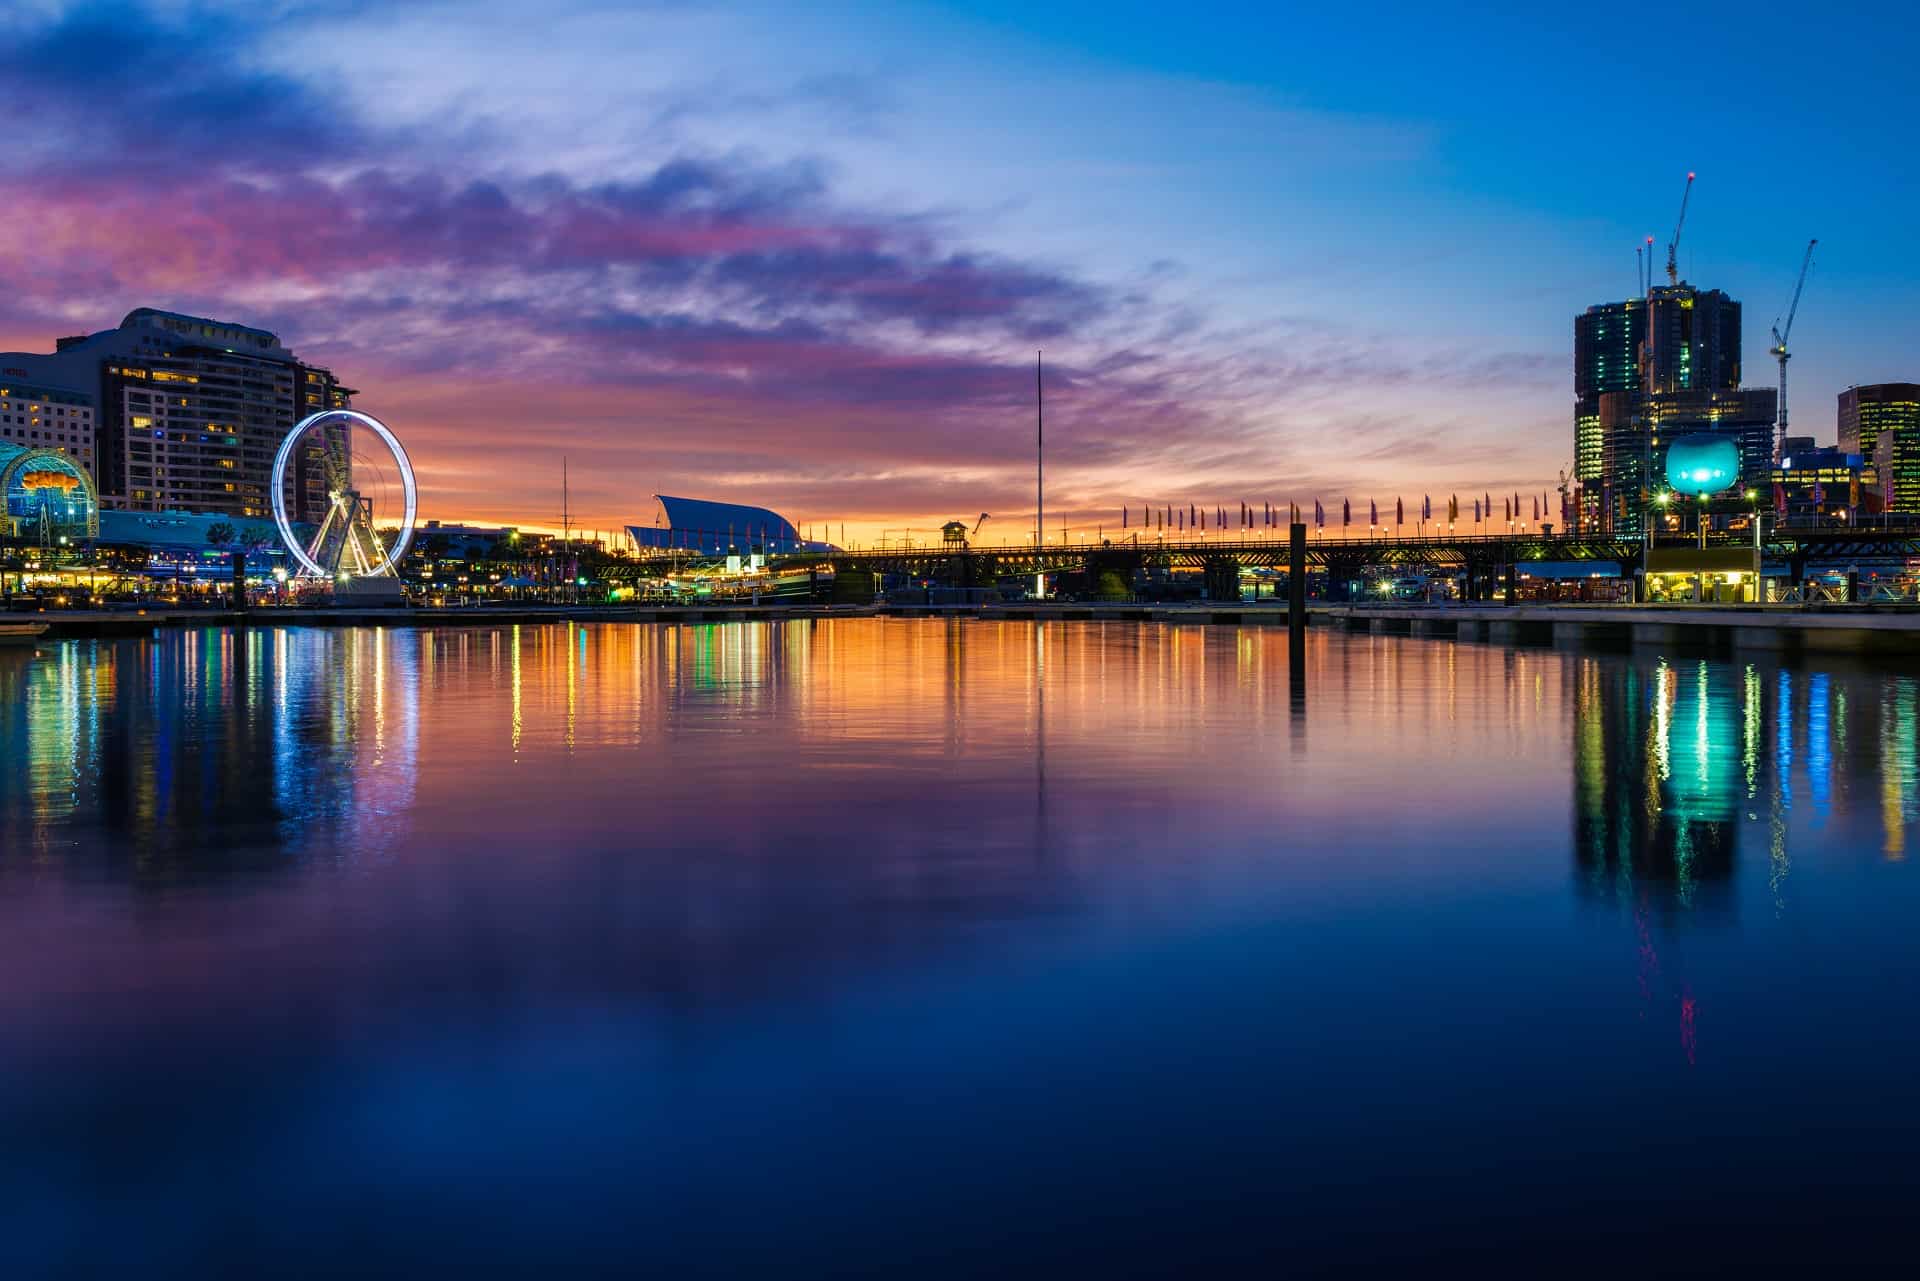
[1811,481,1826,505]
[1395,497,1404,526]
[1449,494,1459,522]
[1370,499,1378,527]
[1484,493,1491,521]
[1532,495,1540,522]
[1314,498,1325,527]
[1422,494,1431,521]
[1122,506,1128,529]
[1343,498,1351,527]
[1473,498,1480,523]
[1773,484,1786,515]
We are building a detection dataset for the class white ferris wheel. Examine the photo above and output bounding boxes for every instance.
[270,409,418,579]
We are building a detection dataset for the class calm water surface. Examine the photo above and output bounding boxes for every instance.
[4,619,1920,1276]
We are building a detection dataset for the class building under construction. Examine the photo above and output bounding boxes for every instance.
[1572,173,1801,535]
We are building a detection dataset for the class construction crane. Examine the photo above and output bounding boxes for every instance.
[1643,235,1655,294]
[1770,238,1818,461]
[1664,171,1695,287]
[973,513,990,537]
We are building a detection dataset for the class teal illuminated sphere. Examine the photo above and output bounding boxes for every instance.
[1664,434,1740,496]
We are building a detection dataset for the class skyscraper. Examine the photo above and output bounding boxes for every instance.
[1574,299,1645,527]
[0,309,353,521]
[1642,285,1741,394]
[1839,383,1920,513]
[1577,282,1751,534]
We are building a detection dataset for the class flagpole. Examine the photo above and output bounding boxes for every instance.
[1035,350,1043,554]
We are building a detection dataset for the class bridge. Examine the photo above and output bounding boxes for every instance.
[626,526,1920,598]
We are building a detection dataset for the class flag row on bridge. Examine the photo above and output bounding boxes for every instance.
[1118,493,1565,532]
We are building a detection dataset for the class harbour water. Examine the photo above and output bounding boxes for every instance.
[4,619,1920,1275]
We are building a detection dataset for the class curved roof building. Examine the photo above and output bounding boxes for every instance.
[0,444,97,543]
[628,495,834,556]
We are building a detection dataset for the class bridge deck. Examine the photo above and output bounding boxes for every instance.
[622,527,1920,574]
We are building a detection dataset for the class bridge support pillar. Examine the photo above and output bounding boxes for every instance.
[1288,523,1306,634]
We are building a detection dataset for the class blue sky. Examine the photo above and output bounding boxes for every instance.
[0,0,1911,533]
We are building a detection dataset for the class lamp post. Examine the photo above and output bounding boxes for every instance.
[1642,492,1672,600]
[1645,491,1672,551]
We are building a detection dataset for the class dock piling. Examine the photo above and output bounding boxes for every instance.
[1288,522,1306,635]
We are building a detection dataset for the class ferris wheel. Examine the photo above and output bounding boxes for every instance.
[270,409,418,579]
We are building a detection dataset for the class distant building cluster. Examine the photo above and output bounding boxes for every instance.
[1573,272,1917,533]
[4,286,1912,561]
[0,308,353,546]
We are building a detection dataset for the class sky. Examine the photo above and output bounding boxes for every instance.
[1,0,1914,543]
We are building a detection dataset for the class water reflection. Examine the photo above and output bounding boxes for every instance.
[0,628,417,879]
[6,622,1920,911]
[8,622,1920,1273]
[1571,649,1920,922]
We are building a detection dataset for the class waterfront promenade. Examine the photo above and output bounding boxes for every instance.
[14,600,1920,656]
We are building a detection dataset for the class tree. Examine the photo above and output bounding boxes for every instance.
[205,521,237,547]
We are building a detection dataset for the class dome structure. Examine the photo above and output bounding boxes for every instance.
[0,444,97,544]
[1664,434,1741,497]
[628,496,834,555]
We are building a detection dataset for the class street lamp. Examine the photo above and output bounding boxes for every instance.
[1644,491,1673,556]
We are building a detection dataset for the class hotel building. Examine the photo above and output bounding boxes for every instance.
[0,309,354,521]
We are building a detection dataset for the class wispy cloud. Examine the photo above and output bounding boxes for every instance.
[0,0,1562,534]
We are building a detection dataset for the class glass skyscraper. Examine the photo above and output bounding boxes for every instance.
[1576,284,1749,534]
[1839,384,1920,513]
[1574,299,1645,528]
